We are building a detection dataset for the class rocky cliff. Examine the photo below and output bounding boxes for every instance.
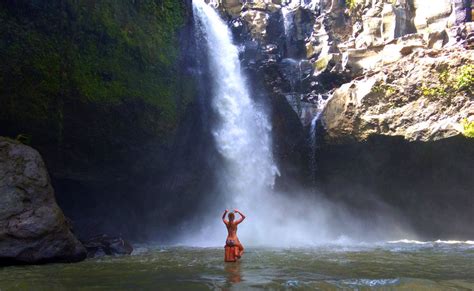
[0,137,86,264]
[205,0,474,238]
[208,0,473,136]
[0,0,215,239]
[323,45,474,142]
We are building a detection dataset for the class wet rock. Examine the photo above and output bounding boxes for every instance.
[0,137,86,264]
[82,235,133,258]
[221,0,243,17]
[242,9,271,40]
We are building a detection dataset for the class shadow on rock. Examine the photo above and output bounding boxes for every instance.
[82,235,133,258]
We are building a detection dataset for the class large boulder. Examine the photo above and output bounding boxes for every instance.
[0,137,86,264]
[322,47,474,143]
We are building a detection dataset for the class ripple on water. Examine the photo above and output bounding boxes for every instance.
[0,245,473,290]
[333,278,401,288]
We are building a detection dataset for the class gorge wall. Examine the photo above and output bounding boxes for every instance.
[0,0,217,240]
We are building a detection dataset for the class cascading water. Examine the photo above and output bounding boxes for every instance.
[281,4,295,41]
[281,0,299,58]
[282,0,321,41]
[193,0,278,201]
[191,0,284,245]
[308,95,332,180]
[189,0,412,246]
[309,112,320,178]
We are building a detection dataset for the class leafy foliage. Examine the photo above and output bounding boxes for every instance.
[420,84,448,99]
[418,65,473,103]
[455,65,474,94]
[371,81,397,96]
[461,119,474,138]
[346,0,358,10]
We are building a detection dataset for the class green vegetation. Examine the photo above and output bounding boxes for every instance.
[455,64,474,94]
[0,0,188,144]
[314,56,330,72]
[347,0,357,10]
[346,0,358,10]
[418,65,473,103]
[420,84,448,99]
[346,0,396,10]
[371,81,397,96]
[461,119,474,138]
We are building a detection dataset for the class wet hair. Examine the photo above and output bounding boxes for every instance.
[228,212,235,221]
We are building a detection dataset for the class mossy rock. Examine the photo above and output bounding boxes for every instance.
[0,0,190,143]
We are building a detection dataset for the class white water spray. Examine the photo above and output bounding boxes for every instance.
[188,0,413,247]
[282,5,294,40]
[309,112,320,175]
[191,0,285,245]
[193,0,278,204]
[309,95,332,176]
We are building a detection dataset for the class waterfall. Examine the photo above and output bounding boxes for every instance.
[309,109,323,182]
[191,0,329,247]
[304,0,321,11]
[308,94,332,179]
[282,5,294,40]
[188,0,411,246]
[192,0,281,243]
[282,0,299,58]
[282,0,321,41]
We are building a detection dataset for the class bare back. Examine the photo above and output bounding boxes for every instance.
[225,221,239,240]
[222,209,246,245]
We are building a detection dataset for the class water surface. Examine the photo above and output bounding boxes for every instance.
[1,242,473,290]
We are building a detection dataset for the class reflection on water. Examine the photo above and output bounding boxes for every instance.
[1,242,473,290]
[224,262,242,284]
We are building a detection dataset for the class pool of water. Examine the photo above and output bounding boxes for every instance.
[1,241,473,290]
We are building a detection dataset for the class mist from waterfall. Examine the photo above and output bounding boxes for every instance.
[183,0,414,247]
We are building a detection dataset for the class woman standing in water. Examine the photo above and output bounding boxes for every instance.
[222,209,245,261]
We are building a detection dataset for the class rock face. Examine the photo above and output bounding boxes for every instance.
[314,135,474,239]
[82,235,133,258]
[0,137,86,264]
[209,0,473,143]
[323,47,474,142]
[0,1,199,240]
[199,1,474,239]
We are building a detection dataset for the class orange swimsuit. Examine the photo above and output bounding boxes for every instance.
[224,222,244,262]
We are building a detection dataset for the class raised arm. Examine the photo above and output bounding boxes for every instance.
[234,209,246,224]
[222,209,229,224]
